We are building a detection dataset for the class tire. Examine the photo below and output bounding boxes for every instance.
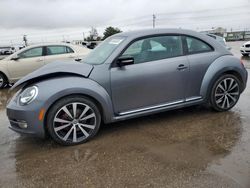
[47,96,101,146]
[0,73,8,89]
[210,74,241,112]
[242,53,249,56]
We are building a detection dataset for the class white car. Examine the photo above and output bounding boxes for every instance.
[0,43,90,88]
[240,41,250,56]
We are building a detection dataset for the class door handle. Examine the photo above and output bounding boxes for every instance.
[177,64,188,70]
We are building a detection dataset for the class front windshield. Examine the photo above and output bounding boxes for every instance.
[83,36,126,65]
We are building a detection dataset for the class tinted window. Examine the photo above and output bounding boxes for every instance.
[186,37,213,54]
[19,47,43,59]
[46,46,74,55]
[122,35,183,64]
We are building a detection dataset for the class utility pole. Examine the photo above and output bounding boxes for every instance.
[153,14,156,28]
[23,35,28,46]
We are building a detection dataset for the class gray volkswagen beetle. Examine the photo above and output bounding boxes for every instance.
[6,29,248,145]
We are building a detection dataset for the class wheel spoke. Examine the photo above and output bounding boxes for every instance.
[218,83,225,92]
[229,92,239,96]
[54,118,71,124]
[227,94,237,103]
[73,126,77,142]
[216,95,224,104]
[62,106,73,119]
[72,103,77,118]
[226,96,230,108]
[78,125,90,138]
[228,79,234,91]
[223,79,228,91]
[54,123,71,132]
[215,93,224,97]
[63,126,74,141]
[79,123,95,130]
[228,83,238,91]
[222,95,227,108]
[80,113,95,121]
[78,106,90,120]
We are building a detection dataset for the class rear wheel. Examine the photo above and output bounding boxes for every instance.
[210,74,241,112]
[47,96,101,146]
[0,73,8,89]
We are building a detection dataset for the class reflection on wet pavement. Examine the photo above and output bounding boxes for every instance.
[0,41,249,187]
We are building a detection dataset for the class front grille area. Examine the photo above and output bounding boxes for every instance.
[245,44,250,48]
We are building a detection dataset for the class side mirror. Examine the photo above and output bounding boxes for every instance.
[117,56,134,67]
[11,55,19,61]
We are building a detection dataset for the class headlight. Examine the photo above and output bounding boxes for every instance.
[19,86,38,105]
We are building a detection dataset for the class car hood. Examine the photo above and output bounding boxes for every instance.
[12,61,94,89]
[244,41,250,45]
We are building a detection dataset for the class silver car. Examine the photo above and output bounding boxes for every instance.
[6,29,248,146]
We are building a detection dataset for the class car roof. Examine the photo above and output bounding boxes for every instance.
[114,28,206,38]
[25,42,74,48]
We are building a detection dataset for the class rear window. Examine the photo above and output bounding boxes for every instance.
[186,36,213,54]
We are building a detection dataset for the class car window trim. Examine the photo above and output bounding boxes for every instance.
[111,34,185,68]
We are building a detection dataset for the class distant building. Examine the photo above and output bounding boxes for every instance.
[200,27,227,37]
[225,31,250,41]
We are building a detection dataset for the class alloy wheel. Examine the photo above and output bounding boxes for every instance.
[53,102,97,143]
[214,77,240,110]
[0,77,3,88]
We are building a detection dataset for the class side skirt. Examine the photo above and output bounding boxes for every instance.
[113,96,203,122]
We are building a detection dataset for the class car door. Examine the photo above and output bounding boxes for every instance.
[44,45,76,64]
[7,46,45,80]
[110,35,189,114]
[183,36,221,99]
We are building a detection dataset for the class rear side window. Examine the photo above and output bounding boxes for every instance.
[186,37,213,54]
[46,46,74,56]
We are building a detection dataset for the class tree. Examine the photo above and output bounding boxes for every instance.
[103,27,122,40]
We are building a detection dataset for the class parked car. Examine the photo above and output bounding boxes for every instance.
[206,34,231,50]
[0,47,13,55]
[7,29,248,145]
[240,41,250,56]
[0,43,90,88]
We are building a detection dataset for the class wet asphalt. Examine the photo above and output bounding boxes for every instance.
[0,41,250,188]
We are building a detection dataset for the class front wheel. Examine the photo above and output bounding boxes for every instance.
[0,73,8,89]
[210,74,241,112]
[47,96,101,146]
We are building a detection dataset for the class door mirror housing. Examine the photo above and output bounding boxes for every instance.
[117,56,134,66]
[11,55,19,61]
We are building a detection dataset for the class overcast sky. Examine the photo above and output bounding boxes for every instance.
[0,0,250,45]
